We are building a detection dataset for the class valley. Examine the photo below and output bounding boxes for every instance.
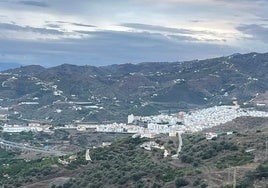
[0,52,267,187]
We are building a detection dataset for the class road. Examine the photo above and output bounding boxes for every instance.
[177,132,183,154]
[171,132,183,158]
[0,137,66,156]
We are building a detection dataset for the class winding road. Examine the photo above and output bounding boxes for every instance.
[171,132,183,158]
[177,132,183,154]
[0,137,66,156]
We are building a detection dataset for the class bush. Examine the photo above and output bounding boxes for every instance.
[237,160,268,188]
[175,178,189,187]
[180,154,194,163]
[193,178,201,186]
[193,161,199,167]
[152,182,161,188]
[255,161,268,179]
[200,182,208,188]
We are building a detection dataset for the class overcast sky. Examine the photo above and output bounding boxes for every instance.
[0,0,267,67]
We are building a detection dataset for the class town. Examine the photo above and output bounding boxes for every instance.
[1,105,268,139]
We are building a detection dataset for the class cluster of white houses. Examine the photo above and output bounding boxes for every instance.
[2,123,51,133]
[73,105,268,138]
[0,106,8,121]
[1,105,268,138]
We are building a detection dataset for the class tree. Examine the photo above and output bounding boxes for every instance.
[175,178,189,187]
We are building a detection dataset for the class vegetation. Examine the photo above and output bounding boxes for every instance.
[2,131,34,142]
[0,148,20,159]
[130,105,159,116]
[238,160,268,187]
[66,137,194,187]
[215,152,254,169]
[180,133,254,169]
[0,117,266,187]
[175,177,189,187]
[0,155,59,186]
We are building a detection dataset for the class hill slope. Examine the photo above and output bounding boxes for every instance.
[0,52,267,123]
[1,117,267,188]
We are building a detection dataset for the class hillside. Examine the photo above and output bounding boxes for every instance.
[0,117,267,188]
[0,52,267,124]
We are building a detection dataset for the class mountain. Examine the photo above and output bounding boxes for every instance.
[0,62,22,71]
[0,52,267,124]
[0,52,268,188]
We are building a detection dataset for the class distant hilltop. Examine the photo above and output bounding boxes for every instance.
[0,62,22,71]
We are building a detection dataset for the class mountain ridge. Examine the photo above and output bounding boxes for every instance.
[1,52,267,123]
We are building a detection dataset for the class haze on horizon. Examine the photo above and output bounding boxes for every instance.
[0,0,267,67]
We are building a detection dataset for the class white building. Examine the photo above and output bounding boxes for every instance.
[205,132,218,140]
[3,124,51,133]
[0,114,8,121]
[128,114,135,124]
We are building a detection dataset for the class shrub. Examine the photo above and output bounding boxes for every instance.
[175,178,189,187]
[180,154,194,163]
[200,182,208,188]
[193,178,201,186]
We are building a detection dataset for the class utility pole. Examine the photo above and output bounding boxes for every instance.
[265,140,268,160]
[233,167,237,188]
[227,164,231,182]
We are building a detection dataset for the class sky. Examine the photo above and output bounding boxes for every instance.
[0,0,267,67]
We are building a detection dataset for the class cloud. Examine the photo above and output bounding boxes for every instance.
[18,1,49,7]
[121,23,194,34]
[190,19,204,23]
[45,24,61,29]
[71,23,96,28]
[237,24,268,42]
[215,0,268,20]
[166,34,199,41]
[0,22,63,35]
[55,21,96,28]
[0,29,239,67]
[120,23,231,42]
[0,0,267,67]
